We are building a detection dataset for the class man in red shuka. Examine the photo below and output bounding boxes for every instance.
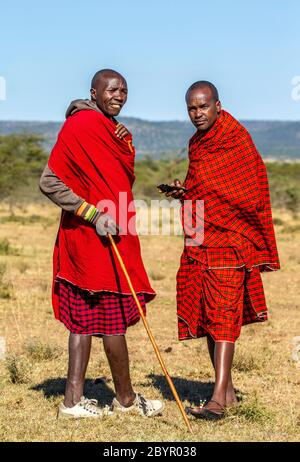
[165,81,280,420]
[40,69,164,419]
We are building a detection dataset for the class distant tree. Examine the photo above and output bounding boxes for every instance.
[0,134,47,202]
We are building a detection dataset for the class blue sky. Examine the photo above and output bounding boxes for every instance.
[0,0,299,121]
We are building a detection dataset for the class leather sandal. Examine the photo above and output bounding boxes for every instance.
[187,399,225,421]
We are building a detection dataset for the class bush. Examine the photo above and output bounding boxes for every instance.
[267,162,300,211]
[273,217,284,226]
[0,238,13,255]
[24,339,62,361]
[233,351,263,372]
[0,262,12,299]
[0,134,47,202]
[6,355,32,384]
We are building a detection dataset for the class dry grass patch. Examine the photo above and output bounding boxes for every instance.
[0,203,299,441]
[232,347,270,373]
[227,394,272,423]
[6,355,33,384]
[15,260,30,274]
[24,339,62,362]
[149,270,166,281]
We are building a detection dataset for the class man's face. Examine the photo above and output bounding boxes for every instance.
[186,87,221,133]
[91,75,128,117]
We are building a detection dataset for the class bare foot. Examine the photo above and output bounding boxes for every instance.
[226,388,238,407]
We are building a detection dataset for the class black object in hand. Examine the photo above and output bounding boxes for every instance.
[157,184,187,193]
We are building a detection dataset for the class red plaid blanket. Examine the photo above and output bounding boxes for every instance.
[58,279,146,336]
[177,110,280,339]
[182,109,280,271]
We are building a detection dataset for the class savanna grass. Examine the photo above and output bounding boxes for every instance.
[0,201,299,442]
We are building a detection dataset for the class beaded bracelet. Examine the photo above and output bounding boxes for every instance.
[75,201,101,225]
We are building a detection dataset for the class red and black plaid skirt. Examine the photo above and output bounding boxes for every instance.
[177,249,267,343]
[57,279,146,336]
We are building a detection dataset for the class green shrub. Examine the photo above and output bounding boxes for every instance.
[0,134,47,202]
[0,238,13,255]
[24,339,62,361]
[233,351,262,372]
[228,394,272,423]
[6,355,32,384]
[273,217,284,226]
[0,262,12,299]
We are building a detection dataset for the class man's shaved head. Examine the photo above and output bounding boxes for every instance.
[185,80,221,133]
[186,80,219,103]
[91,69,126,89]
[90,69,128,118]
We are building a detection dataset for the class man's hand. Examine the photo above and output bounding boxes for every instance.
[115,123,130,139]
[95,213,121,236]
[165,179,186,199]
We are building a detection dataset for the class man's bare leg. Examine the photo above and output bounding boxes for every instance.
[202,340,235,413]
[64,333,92,407]
[207,335,238,407]
[103,335,136,407]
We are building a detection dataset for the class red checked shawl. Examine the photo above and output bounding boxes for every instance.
[48,109,155,319]
[177,110,280,333]
[182,109,280,270]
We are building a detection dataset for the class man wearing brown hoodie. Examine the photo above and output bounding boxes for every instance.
[40,69,163,419]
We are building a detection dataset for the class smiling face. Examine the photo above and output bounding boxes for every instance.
[186,86,221,133]
[90,72,128,118]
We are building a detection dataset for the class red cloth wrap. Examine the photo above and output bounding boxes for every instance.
[48,109,155,319]
[182,110,280,271]
[177,110,280,338]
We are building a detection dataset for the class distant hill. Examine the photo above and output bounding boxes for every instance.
[0,117,299,159]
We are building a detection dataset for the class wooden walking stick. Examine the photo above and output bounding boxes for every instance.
[108,233,193,434]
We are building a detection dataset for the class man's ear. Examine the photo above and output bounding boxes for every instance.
[90,88,96,101]
[216,100,222,114]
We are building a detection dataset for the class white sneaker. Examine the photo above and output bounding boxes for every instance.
[111,393,164,417]
[58,396,113,419]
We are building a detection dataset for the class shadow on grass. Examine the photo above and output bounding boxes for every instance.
[147,374,214,406]
[148,374,244,407]
[31,378,115,406]
[31,375,214,407]
[31,375,244,409]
